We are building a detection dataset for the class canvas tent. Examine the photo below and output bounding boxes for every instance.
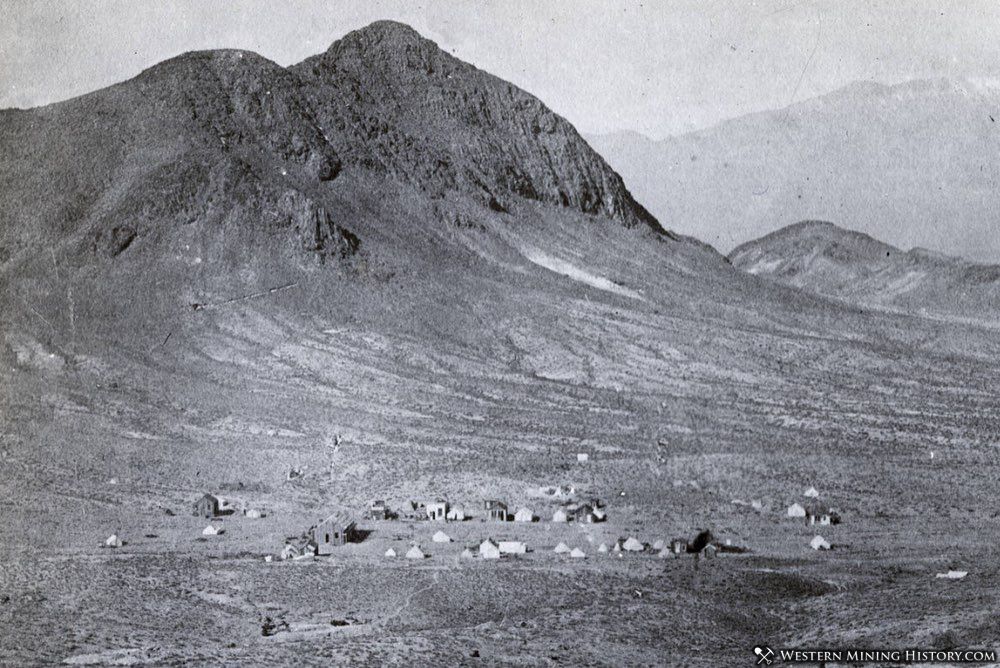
[202,525,221,536]
[554,542,571,554]
[479,539,501,560]
[652,539,665,551]
[514,508,534,523]
[570,547,586,558]
[597,543,608,553]
[936,570,968,580]
[499,541,526,554]
[461,548,475,559]
[432,530,452,543]
[623,537,644,552]
[104,534,122,548]
[406,545,427,559]
[787,503,806,517]
[804,487,820,498]
[552,509,569,523]
[809,535,831,551]
[446,505,467,521]
[384,548,397,558]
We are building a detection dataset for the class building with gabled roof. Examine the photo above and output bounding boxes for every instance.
[310,511,358,555]
[484,500,508,522]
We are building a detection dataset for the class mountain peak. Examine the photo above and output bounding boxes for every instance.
[730,220,898,264]
[320,20,441,64]
[345,19,426,42]
[293,22,667,234]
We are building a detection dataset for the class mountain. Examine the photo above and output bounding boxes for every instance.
[729,220,1000,322]
[4,21,1000,666]
[586,78,1000,262]
[0,20,709,358]
[290,22,663,233]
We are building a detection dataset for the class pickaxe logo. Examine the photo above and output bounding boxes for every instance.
[754,646,774,665]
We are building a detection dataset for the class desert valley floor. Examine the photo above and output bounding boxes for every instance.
[3,19,1000,667]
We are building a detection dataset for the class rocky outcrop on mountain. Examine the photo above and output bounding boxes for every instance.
[292,21,665,234]
[0,20,673,288]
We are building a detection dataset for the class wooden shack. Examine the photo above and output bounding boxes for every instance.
[484,500,508,522]
[310,511,359,555]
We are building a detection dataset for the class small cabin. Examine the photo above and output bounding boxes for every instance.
[514,507,535,523]
[193,493,234,518]
[670,538,688,554]
[484,500,508,522]
[804,500,841,526]
[426,500,448,521]
[281,539,317,560]
[370,500,388,521]
[310,512,359,555]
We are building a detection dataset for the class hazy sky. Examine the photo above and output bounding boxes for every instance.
[2,1,1000,137]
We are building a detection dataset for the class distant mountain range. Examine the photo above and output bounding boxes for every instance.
[586,78,1000,263]
[729,220,1000,323]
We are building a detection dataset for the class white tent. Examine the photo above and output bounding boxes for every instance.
[804,487,820,498]
[657,548,671,559]
[460,548,475,560]
[576,453,589,463]
[597,543,609,553]
[552,509,569,523]
[406,545,427,559]
[935,570,968,580]
[810,535,831,551]
[787,503,806,518]
[623,537,644,552]
[652,539,665,551]
[104,534,122,548]
[384,548,397,558]
[612,541,622,553]
[446,505,467,521]
[499,541,526,554]
[480,539,501,560]
[751,500,763,512]
[245,508,264,519]
[570,547,586,558]
[432,530,452,543]
[554,542,571,554]
[202,525,222,536]
[514,508,534,523]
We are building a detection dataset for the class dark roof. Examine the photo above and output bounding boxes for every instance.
[316,510,356,527]
[804,499,836,515]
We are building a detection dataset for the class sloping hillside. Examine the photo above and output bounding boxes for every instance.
[3,21,1000,667]
[587,78,1000,263]
[729,220,1000,323]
